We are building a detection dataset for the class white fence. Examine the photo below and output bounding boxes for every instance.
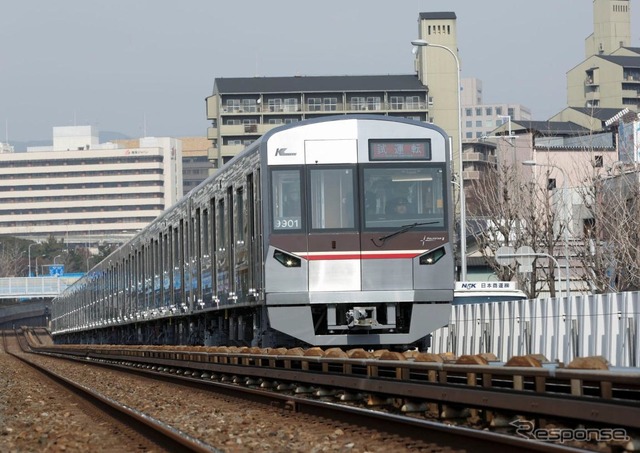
[0,277,79,299]
[430,291,639,367]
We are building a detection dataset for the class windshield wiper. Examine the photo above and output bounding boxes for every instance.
[371,221,439,248]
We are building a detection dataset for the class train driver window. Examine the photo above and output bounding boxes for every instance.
[271,169,302,230]
[363,166,445,228]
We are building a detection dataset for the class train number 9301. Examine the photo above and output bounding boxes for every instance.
[275,218,300,229]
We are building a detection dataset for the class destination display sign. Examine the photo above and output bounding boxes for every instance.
[369,139,431,161]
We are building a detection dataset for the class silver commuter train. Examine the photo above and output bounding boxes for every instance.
[51,115,454,349]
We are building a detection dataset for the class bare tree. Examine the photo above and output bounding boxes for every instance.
[467,155,568,298]
[573,163,640,292]
[0,240,26,277]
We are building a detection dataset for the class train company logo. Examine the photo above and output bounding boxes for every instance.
[275,147,296,156]
[510,419,628,443]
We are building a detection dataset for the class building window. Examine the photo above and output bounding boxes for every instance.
[390,96,404,109]
[406,96,420,108]
[268,98,283,112]
[465,108,472,116]
[547,178,556,190]
[594,155,603,167]
[475,121,482,127]
[308,97,322,111]
[323,97,338,111]
[466,132,473,138]
[475,108,482,116]
[496,107,503,115]
[366,97,381,111]
[241,98,257,112]
[508,108,515,117]
[485,107,493,116]
[283,98,299,112]
[350,97,366,111]
[475,132,483,138]
[465,120,472,127]
[226,99,240,112]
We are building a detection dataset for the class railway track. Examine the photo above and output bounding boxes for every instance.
[21,329,640,452]
[2,329,219,452]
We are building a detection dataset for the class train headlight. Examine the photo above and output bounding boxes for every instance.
[419,246,446,265]
[273,250,301,268]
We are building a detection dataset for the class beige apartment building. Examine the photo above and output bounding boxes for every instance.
[0,126,183,245]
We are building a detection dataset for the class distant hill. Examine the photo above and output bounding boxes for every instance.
[10,131,132,152]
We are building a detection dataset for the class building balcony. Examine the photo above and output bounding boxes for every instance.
[207,127,217,139]
[218,102,428,116]
[220,144,247,157]
[219,123,274,135]
[463,170,481,180]
[585,91,601,101]
[463,152,497,164]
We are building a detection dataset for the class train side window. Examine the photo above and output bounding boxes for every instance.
[309,167,355,230]
[271,169,302,231]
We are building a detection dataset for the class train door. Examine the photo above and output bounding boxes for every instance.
[248,171,262,296]
[234,184,249,301]
[306,166,358,291]
[215,196,230,304]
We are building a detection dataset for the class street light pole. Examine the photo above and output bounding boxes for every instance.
[522,160,571,297]
[35,255,42,277]
[412,39,466,281]
[496,251,566,299]
[54,254,61,265]
[27,242,39,277]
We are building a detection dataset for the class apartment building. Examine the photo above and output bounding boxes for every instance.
[205,75,429,167]
[0,126,183,244]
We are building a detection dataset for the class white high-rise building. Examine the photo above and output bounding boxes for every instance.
[461,78,532,140]
[0,126,183,244]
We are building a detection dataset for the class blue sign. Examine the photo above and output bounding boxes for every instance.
[49,265,64,276]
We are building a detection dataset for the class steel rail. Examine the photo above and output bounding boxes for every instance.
[5,330,221,453]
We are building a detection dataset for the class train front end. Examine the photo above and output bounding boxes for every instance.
[262,117,454,348]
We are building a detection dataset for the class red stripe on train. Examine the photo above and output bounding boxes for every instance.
[305,253,419,260]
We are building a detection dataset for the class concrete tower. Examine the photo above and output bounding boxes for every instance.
[585,0,631,57]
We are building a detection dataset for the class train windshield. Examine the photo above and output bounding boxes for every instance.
[363,165,445,229]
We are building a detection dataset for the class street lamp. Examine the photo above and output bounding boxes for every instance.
[54,254,62,264]
[35,255,45,277]
[495,250,566,299]
[522,160,571,297]
[28,242,40,277]
[412,39,466,280]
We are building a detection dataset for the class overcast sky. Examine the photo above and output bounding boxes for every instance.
[1,1,640,143]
